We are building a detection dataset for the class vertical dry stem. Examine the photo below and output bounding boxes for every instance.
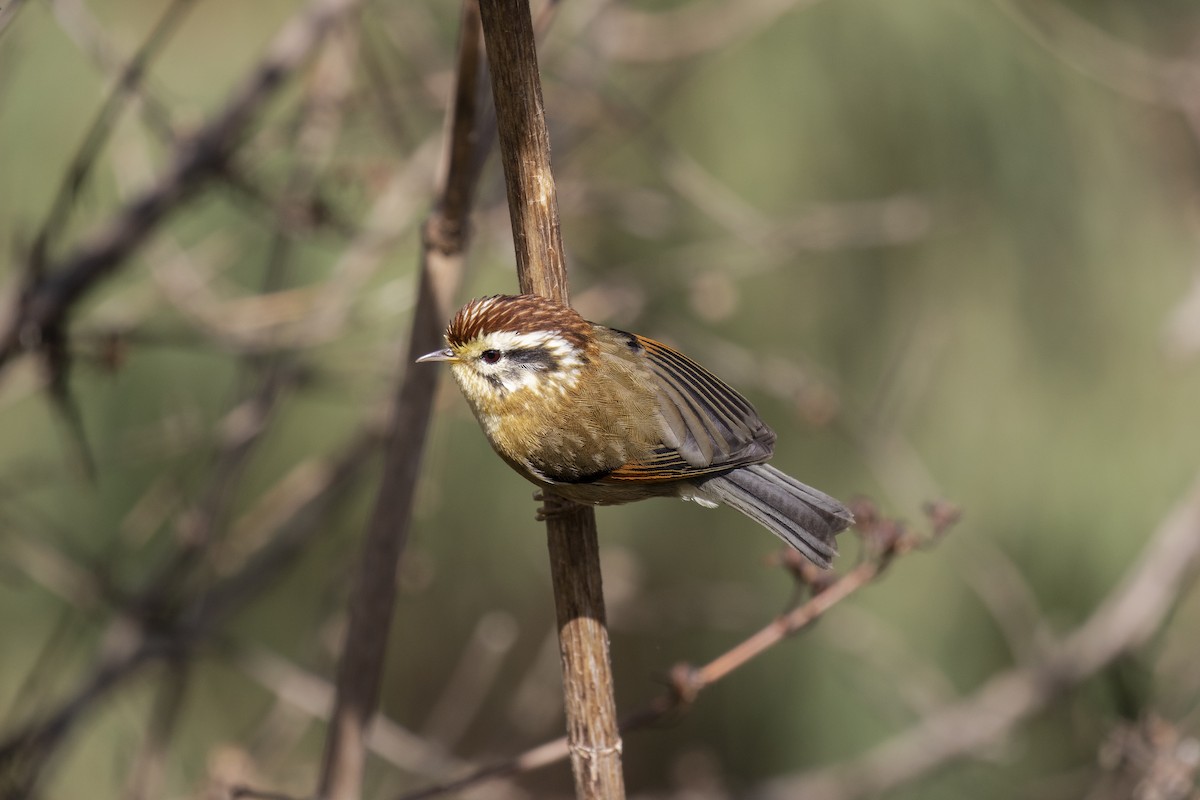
[476,0,626,797]
[316,3,483,798]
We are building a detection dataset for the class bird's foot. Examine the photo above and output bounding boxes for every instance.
[533,490,574,521]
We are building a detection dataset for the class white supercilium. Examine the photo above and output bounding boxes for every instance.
[452,329,584,401]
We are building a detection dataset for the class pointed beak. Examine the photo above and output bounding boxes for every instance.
[416,348,457,364]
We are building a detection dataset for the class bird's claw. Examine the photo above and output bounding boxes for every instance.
[533,490,574,521]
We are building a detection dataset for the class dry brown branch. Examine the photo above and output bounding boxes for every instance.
[667,501,958,707]
[755,475,1200,800]
[315,2,483,797]
[394,502,955,800]
[672,556,901,695]
[477,0,625,797]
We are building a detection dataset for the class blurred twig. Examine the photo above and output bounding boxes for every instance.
[0,0,364,378]
[421,611,520,749]
[48,0,180,141]
[315,2,483,797]
[136,361,301,608]
[991,0,1200,364]
[756,475,1200,800]
[125,32,358,613]
[991,0,1196,109]
[992,0,1200,183]
[147,137,435,355]
[125,659,189,800]
[664,152,931,256]
[31,0,198,280]
[0,424,378,794]
[234,645,465,777]
[594,0,831,63]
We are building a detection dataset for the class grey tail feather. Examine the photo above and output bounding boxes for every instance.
[698,464,854,568]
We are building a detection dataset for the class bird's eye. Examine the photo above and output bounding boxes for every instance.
[481,349,502,364]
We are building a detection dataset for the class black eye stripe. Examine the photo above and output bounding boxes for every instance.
[506,349,558,370]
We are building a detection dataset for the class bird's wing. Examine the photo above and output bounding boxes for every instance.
[603,331,776,484]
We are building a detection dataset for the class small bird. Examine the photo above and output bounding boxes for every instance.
[418,294,853,567]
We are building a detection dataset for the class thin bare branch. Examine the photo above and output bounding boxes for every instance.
[316,2,483,796]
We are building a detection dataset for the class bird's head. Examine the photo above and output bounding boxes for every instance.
[417,295,594,412]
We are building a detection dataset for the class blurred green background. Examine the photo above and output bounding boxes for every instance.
[2,0,1199,798]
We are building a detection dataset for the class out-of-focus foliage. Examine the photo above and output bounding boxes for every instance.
[1,0,1199,798]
